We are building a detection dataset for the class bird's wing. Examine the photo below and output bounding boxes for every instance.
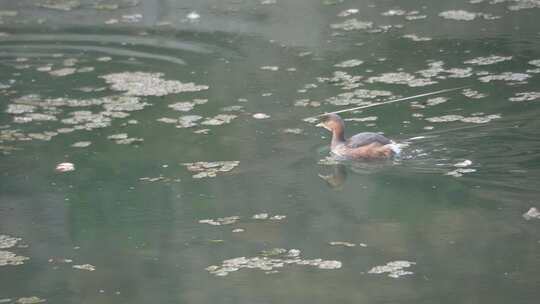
[347,132,391,148]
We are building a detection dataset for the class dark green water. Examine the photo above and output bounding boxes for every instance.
[1,0,540,303]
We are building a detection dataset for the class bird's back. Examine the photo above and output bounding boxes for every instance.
[346,132,391,148]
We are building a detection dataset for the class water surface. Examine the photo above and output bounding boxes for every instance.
[1,0,540,303]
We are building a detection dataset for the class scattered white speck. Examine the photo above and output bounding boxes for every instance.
[56,162,75,172]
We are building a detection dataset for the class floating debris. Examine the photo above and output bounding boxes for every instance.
[282,128,303,134]
[168,99,207,112]
[446,168,476,177]
[402,34,432,41]
[454,160,473,167]
[425,97,449,106]
[260,66,279,71]
[382,9,407,16]
[232,228,245,233]
[523,207,540,220]
[426,114,500,124]
[508,1,540,11]
[462,88,488,99]
[318,71,363,90]
[183,161,240,178]
[329,241,356,247]
[15,297,46,304]
[334,59,364,68]
[49,68,77,77]
[194,129,210,134]
[330,19,373,31]
[367,72,436,87]
[478,72,530,84]
[439,10,476,21]
[464,55,512,65]
[206,248,341,277]
[122,14,142,23]
[73,264,95,271]
[368,261,415,278]
[252,113,270,119]
[201,114,237,126]
[0,250,29,266]
[48,257,72,264]
[326,89,393,106]
[509,92,540,102]
[107,133,142,145]
[0,235,21,249]
[252,213,269,220]
[199,216,240,226]
[71,141,91,148]
[55,162,75,172]
[186,11,200,21]
[177,115,203,128]
[6,104,36,114]
[101,72,208,96]
[36,0,81,11]
[337,8,359,17]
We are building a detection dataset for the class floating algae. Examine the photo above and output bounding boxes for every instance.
[55,162,74,172]
[183,161,240,178]
[523,207,540,220]
[446,168,476,177]
[15,297,46,304]
[402,34,432,42]
[199,216,240,226]
[337,8,359,17]
[327,89,393,106]
[252,113,270,119]
[464,55,512,65]
[0,235,20,249]
[462,88,488,99]
[330,19,373,31]
[318,71,363,90]
[36,0,81,11]
[425,97,449,106]
[282,128,304,134]
[0,250,29,266]
[168,99,207,112]
[368,261,415,278]
[201,114,237,126]
[478,72,530,84]
[367,72,436,87]
[509,92,540,102]
[100,72,208,96]
[329,241,356,247]
[73,264,95,271]
[260,66,279,71]
[439,10,477,21]
[206,248,341,277]
[49,68,77,77]
[177,115,203,128]
[426,114,500,124]
[334,59,364,68]
[107,133,142,145]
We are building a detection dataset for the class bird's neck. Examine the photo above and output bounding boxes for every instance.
[331,128,346,148]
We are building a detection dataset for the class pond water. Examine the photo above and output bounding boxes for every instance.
[1,0,540,303]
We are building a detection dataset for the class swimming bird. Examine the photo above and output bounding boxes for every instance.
[316,113,399,160]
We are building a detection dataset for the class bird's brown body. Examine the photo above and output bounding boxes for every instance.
[317,114,397,160]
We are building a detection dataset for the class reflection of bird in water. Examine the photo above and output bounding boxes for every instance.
[318,164,347,190]
[316,114,400,160]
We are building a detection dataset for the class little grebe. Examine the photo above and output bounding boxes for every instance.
[317,113,399,160]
